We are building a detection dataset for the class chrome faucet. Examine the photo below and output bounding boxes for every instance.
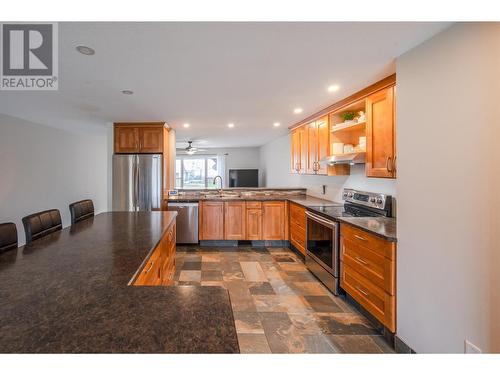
[213,175,223,193]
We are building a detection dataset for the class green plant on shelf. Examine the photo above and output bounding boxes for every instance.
[341,111,356,122]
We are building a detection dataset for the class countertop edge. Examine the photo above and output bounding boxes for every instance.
[336,217,397,243]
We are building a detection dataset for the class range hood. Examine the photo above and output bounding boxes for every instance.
[320,152,366,166]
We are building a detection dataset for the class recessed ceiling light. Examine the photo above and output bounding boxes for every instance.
[76,45,95,55]
[227,123,235,128]
[183,123,190,128]
[327,84,340,93]
[121,90,133,95]
[273,122,281,127]
[293,108,303,114]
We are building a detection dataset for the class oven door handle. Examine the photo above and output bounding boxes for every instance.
[306,211,337,229]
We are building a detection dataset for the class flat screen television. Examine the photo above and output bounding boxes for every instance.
[228,169,259,187]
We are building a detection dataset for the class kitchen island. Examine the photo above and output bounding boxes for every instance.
[0,212,239,353]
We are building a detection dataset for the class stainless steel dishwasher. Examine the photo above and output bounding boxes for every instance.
[167,202,199,244]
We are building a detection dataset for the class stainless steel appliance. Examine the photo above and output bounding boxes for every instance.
[305,188,392,295]
[167,202,199,244]
[112,154,162,211]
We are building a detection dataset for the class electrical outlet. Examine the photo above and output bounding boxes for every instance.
[465,339,482,354]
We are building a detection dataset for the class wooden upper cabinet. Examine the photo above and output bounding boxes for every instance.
[306,121,318,174]
[114,123,166,154]
[199,201,224,240]
[290,129,301,173]
[310,116,329,175]
[114,127,140,153]
[291,116,329,175]
[299,127,308,174]
[290,127,307,174]
[139,127,163,153]
[262,201,285,240]
[316,117,329,175]
[366,86,396,178]
[224,202,246,240]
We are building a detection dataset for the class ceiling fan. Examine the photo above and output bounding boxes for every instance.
[183,140,207,155]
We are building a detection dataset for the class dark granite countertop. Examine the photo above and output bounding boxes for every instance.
[0,212,239,353]
[337,216,397,242]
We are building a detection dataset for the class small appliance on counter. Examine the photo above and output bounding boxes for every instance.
[305,188,392,295]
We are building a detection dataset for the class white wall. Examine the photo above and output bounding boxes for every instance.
[396,23,500,353]
[0,114,109,245]
[259,134,396,203]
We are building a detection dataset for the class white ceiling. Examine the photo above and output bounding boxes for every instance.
[0,22,451,147]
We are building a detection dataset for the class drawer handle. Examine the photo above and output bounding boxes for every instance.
[145,260,154,273]
[355,256,368,265]
[354,234,367,241]
[355,285,369,297]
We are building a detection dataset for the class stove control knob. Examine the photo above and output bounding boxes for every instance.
[376,197,383,204]
[348,192,354,198]
[370,197,376,203]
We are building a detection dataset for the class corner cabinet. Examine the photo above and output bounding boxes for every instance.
[365,86,396,178]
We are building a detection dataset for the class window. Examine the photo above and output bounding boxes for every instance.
[175,155,223,189]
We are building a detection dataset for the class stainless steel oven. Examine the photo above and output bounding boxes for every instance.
[305,211,339,295]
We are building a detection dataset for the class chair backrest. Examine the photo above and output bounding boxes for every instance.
[22,209,62,244]
[0,222,18,253]
[69,199,95,225]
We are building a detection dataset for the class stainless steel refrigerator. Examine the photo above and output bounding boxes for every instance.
[112,154,162,211]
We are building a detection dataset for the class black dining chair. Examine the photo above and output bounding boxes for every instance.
[22,209,62,244]
[69,199,95,225]
[0,222,18,253]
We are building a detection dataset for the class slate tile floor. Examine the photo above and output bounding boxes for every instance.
[174,246,394,354]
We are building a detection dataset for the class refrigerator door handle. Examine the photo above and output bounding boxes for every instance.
[135,155,140,211]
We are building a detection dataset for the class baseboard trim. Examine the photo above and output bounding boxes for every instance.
[199,240,290,248]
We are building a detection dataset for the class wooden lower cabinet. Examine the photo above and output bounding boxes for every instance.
[198,200,287,241]
[224,202,246,240]
[134,221,176,286]
[340,223,396,332]
[262,201,285,240]
[246,202,262,240]
[289,202,306,255]
[199,201,224,240]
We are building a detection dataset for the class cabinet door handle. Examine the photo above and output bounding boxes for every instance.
[386,156,393,172]
[354,234,367,241]
[355,256,368,265]
[355,285,369,297]
[393,156,397,173]
[145,260,154,273]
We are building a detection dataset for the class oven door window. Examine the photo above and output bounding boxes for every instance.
[306,217,335,272]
